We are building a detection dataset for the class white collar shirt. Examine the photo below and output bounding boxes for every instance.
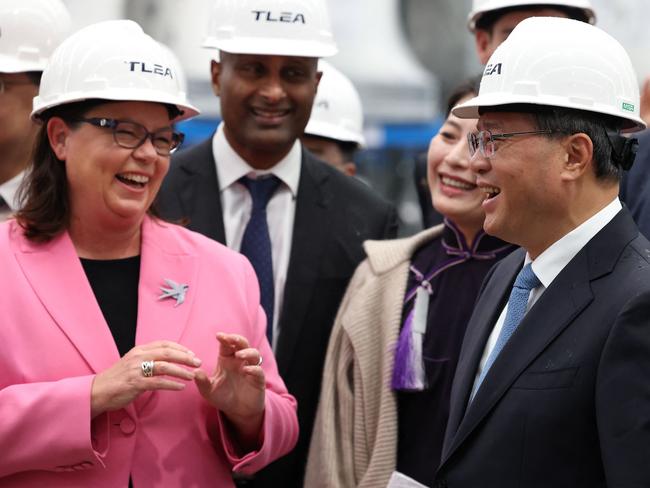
[0,171,25,221]
[472,198,623,396]
[212,123,301,350]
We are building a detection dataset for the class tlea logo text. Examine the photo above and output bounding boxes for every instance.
[126,61,174,78]
[251,10,306,24]
[484,63,502,76]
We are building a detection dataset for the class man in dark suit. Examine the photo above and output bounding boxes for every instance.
[434,17,650,488]
[156,2,398,486]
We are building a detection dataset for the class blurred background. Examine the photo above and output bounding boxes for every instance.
[60,0,650,235]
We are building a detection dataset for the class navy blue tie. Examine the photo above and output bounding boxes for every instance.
[239,175,281,343]
[471,263,540,401]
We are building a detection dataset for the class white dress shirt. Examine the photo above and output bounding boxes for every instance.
[0,171,25,221]
[472,198,623,393]
[212,123,301,350]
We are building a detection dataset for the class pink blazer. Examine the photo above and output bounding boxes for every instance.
[0,217,298,487]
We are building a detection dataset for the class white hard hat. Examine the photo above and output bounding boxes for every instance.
[467,0,595,32]
[453,17,645,132]
[203,0,337,58]
[158,42,188,96]
[32,20,199,122]
[0,0,71,73]
[304,61,365,146]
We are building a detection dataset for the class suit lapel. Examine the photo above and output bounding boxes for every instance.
[13,229,119,373]
[274,153,330,374]
[135,217,199,347]
[443,253,520,447]
[447,254,593,459]
[175,138,226,244]
[443,208,638,464]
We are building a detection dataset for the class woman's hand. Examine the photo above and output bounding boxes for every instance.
[90,340,201,418]
[195,333,266,450]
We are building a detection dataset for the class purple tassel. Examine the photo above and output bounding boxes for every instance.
[392,309,426,391]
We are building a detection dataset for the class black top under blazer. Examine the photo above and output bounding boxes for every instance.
[434,208,650,488]
[156,138,398,487]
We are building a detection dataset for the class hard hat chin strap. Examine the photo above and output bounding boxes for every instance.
[606,132,638,171]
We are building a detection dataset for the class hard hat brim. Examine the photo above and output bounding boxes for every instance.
[452,92,646,132]
[304,120,365,147]
[0,55,46,74]
[31,89,200,122]
[203,37,338,58]
[467,2,596,32]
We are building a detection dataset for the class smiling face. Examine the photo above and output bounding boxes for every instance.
[212,52,321,169]
[49,101,172,233]
[427,95,485,241]
[470,111,568,254]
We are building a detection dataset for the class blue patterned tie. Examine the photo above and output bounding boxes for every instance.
[471,263,540,401]
[239,175,281,343]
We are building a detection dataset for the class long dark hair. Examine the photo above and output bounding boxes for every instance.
[16,101,101,242]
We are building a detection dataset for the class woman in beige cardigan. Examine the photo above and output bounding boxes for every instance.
[304,80,515,487]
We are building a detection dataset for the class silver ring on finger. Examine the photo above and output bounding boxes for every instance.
[141,360,155,378]
[256,356,263,367]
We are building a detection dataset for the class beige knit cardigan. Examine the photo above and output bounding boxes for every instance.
[304,225,443,488]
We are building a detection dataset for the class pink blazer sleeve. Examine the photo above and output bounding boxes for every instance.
[0,223,111,477]
[0,375,108,477]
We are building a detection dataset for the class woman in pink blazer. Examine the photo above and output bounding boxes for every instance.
[0,20,298,487]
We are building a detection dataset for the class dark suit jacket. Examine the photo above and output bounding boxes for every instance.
[156,138,398,487]
[434,208,650,488]
[620,128,650,239]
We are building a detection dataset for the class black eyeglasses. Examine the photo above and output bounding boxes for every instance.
[467,129,554,159]
[72,117,184,156]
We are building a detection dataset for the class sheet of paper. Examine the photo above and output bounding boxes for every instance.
[386,471,429,488]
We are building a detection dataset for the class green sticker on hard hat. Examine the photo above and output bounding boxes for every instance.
[622,102,635,112]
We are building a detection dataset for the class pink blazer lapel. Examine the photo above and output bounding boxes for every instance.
[12,227,120,374]
[135,217,198,347]
[12,218,199,374]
